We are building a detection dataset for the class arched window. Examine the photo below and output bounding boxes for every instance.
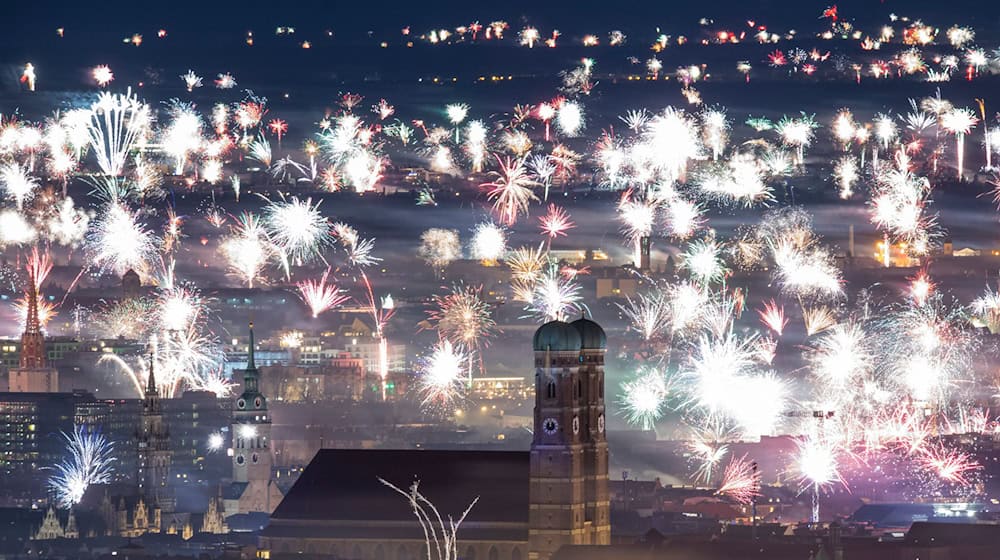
[488,547,499,560]
[511,548,522,560]
[465,546,477,560]
[546,381,556,399]
[575,378,582,399]
[352,545,364,560]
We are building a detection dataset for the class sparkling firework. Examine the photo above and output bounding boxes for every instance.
[48,427,115,508]
[776,113,818,165]
[940,107,978,180]
[180,69,203,92]
[918,444,982,486]
[716,454,761,505]
[619,366,673,430]
[1,163,39,210]
[92,65,114,87]
[556,101,584,137]
[757,299,788,336]
[87,90,150,176]
[618,291,671,341]
[207,432,225,452]
[418,340,468,407]
[332,222,381,268]
[86,202,158,277]
[418,228,462,271]
[482,155,539,225]
[265,196,332,267]
[221,212,271,287]
[538,204,575,240]
[526,265,584,322]
[297,268,349,318]
[794,433,845,522]
[681,238,728,285]
[470,222,507,263]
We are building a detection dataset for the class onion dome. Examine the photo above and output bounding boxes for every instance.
[571,316,607,350]
[533,320,582,352]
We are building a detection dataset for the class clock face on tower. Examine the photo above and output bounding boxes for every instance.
[598,414,605,433]
[542,417,559,435]
[572,416,580,435]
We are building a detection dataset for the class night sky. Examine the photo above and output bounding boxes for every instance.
[7,0,1000,43]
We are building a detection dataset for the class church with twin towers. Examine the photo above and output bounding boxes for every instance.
[260,316,611,560]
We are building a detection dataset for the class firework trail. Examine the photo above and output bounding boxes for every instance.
[794,431,846,523]
[776,113,818,165]
[360,272,395,398]
[716,454,761,505]
[333,222,382,268]
[87,90,150,176]
[940,107,978,180]
[378,477,478,560]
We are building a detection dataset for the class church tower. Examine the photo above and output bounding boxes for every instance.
[227,322,282,516]
[136,353,174,514]
[8,261,58,392]
[528,318,610,560]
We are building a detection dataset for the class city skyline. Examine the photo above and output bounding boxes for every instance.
[2,1,1000,558]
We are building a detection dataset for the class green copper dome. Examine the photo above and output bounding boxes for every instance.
[571,317,607,350]
[533,320,582,352]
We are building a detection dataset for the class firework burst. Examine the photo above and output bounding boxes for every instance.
[297,268,349,318]
[716,454,761,505]
[48,427,115,508]
[619,366,673,430]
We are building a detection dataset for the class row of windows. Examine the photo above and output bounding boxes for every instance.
[543,378,605,400]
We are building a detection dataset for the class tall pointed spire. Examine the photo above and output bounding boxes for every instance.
[239,321,263,403]
[246,322,257,371]
[19,250,47,370]
[146,351,157,396]
[25,264,40,335]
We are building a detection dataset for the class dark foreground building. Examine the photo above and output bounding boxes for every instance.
[549,521,1000,560]
[261,318,611,560]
